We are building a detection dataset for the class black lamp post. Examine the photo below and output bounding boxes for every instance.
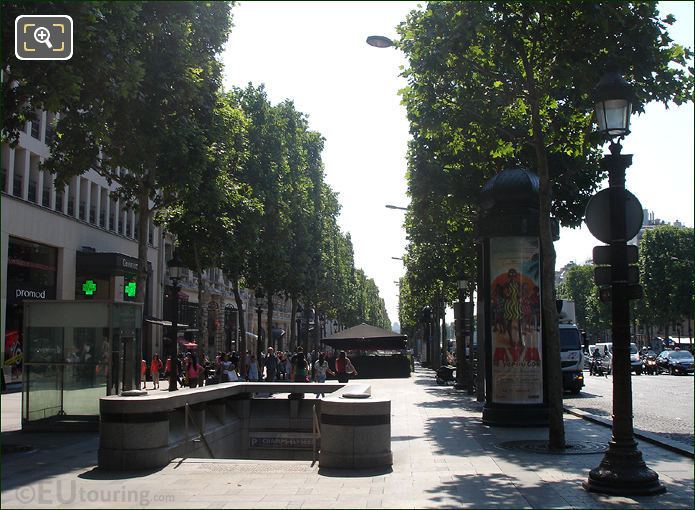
[167,249,187,392]
[296,304,303,351]
[421,306,432,366]
[454,279,469,390]
[255,289,264,363]
[583,69,665,496]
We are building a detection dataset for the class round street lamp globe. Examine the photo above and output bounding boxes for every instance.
[366,35,394,48]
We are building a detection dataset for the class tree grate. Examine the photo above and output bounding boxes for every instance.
[495,440,608,455]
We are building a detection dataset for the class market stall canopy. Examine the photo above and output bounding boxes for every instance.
[321,323,407,351]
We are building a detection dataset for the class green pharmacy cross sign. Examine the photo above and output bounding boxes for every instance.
[82,279,97,296]
[124,281,137,298]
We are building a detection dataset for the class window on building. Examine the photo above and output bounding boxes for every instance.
[45,114,56,146]
[30,120,40,139]
[13,173,22,196]
[28,180,37,203]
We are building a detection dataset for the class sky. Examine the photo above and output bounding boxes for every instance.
[222,1,694,327]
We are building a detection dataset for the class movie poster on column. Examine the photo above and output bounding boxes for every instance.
[489,237,542,404]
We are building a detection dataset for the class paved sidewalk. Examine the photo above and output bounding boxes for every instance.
[2,366,693,508]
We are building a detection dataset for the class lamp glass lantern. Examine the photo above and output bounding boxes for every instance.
[255,289,264,309]
[167,249,188,280]
[592,70,635,140]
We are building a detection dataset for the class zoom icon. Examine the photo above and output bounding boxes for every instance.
[15,15,73,60]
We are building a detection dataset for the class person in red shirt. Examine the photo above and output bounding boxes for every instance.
[150,354,163,389]
[334,351,357,383]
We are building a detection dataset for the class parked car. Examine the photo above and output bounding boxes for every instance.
[656,350,695,375]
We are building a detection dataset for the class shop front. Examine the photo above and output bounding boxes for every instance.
[4,237,58,383]
[75,251,152,359]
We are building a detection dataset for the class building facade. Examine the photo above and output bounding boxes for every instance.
[1,113,164,383]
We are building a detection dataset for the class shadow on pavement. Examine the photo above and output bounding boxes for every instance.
[563,391,602,400]
[422,471,693,509]
[1,430,99,492]
[318,466,393,477]
[78,466,165,480]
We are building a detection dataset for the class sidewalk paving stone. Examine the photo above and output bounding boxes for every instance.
[2,364,693,508]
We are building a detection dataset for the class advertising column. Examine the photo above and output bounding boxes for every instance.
[489,237,542,404]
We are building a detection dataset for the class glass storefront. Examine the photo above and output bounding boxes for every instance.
[5,237,57,383]
[22,301,142,428]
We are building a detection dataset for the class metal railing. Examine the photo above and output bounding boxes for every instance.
[184,402,214,458]
[312,403,321,464]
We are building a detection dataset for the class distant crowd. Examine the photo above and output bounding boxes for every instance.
[141,346,357,393]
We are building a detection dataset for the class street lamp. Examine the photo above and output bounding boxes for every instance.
[366,35,394,48]
[167,249,188,392]
[454,279,469,391]
[296,304,303,351]
[385,204,408,211]
[421,306,432,367]
[583,69,665,496]
[255,289,264,363]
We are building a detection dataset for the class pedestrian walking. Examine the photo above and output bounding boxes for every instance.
[140,359,147,389]
[291,347,310,383]
[265,347,278,382]
[150,354,163,389]
[335,351,357,383]
[247,354,259,381]
[314,353,335,398]
[242,350,252,380]
[186,354,203,388]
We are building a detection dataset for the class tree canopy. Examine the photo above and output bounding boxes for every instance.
[397,1,693,448]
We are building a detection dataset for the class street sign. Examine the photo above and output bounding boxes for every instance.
[584,188,644,244]
[599,284,643,302]
[594,266,639,286]
[592,245,638,265]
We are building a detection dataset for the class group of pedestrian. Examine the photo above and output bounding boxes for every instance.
[141,354,163,390]
[140,346,358,394]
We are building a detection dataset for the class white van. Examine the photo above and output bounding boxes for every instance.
[589,342,642,375]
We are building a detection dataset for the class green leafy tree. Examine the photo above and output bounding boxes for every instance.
[558,263,610,340]
[41,2,233,305]
[557,263,593,332]
[158,92,259,354]
[640,226,694,341]
[397,1,693,448]
[1,2,141,146]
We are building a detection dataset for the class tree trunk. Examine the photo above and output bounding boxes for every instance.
[231,276,246,355]
[441,294,447,363]
[135,192,150,305]
[267,294,274,351]
[193,245,206,362]
[290,297,298,350]
[520,49,565,449]
[433,298,442,370]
